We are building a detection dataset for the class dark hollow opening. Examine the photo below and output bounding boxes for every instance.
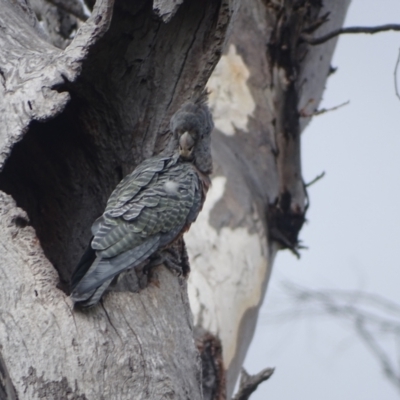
[0,100,114,291]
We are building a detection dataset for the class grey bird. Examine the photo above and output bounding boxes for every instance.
[70,99,213,307]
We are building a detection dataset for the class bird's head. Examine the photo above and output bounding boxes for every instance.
[170,99,214,174]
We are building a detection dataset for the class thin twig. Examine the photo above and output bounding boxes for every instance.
[276,283,400,331]
[299,100,349,118]
[305,171,325,188]
[320,290,400,316]
[303,24,400,45]
[269,228,301,258]
[394,49,400,101]
[271,283,400,394]
[232,367,275,400]
[356,318,400,393]
[314,100,350,116]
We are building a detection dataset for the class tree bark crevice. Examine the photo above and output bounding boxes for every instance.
[0,351,18,400]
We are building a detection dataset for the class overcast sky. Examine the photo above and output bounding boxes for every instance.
[245,1,400,399]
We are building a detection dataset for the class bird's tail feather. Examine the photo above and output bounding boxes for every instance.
[72,277,113,308]
[70,235,160,302]
[70,240,96,291]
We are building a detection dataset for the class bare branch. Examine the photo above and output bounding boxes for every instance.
[305,171,325,188]
[356,318,400,393]
[299,100,349,118]
[232,368,275,400]
[319,290,400,317]
[303,24,400,45]
[280,284,400,331]
[274,283,400,393]
[314,100,350,116]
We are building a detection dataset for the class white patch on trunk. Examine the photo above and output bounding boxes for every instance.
[207,44,255,136]
[186,176,270,370]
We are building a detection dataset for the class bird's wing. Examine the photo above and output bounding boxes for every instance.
[106,154,172,209]
[92,160,200,255]
[72,160,201,295]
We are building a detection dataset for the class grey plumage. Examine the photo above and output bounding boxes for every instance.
[70,99,213,307]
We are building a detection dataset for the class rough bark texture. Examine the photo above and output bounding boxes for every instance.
[0,0,237,398]
[0,0,349,398]
[0,191,202,399]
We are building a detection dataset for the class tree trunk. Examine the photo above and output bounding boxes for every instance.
[0,0,349,398]
[188,1,351,395]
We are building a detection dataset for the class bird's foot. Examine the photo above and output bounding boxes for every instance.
[144,249,184,276]
[143,253,166,275]
[163,252,184,276]
[162,239,191,277]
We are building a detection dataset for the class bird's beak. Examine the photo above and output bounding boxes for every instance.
[179,131,195,159]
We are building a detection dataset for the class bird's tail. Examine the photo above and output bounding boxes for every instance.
[70,235,160,307]
[70,242,112,307]
[71,277,113,308]
[70,240,96,292]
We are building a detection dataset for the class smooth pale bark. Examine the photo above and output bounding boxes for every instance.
[0,0,349,398]
[188,0,351,395]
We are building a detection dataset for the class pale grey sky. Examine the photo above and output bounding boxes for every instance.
[245,1,400,398]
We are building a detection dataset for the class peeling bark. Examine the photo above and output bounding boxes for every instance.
[195,327,226,400]
[187,0,350,396]
[0,0,350,398]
